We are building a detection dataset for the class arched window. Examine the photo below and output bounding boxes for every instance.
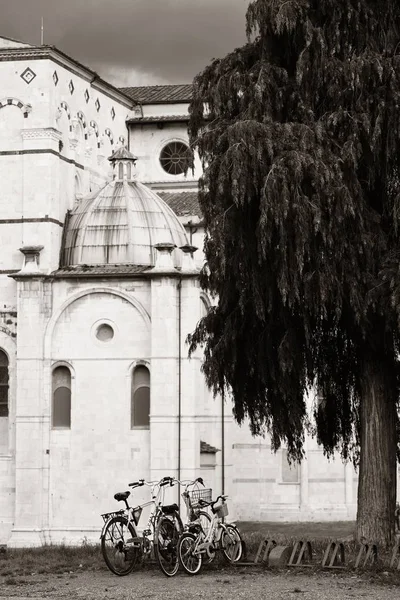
[0,350,9,417]
[131,365,150,428]
[118,162,123,180]
[52,366,71,428]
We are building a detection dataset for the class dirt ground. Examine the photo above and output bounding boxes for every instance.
[0,568,399,600]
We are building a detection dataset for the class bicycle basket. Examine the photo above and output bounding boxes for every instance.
[132,506,142,526]
[189,488,212,507]
[214,501,229,518]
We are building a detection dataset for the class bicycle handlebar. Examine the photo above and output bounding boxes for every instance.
[160,476,174,487]
[197,494,228,509]
[128,475,205,490]
[128,479,145,488]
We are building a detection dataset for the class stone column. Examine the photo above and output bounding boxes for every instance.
[9,247,49,546]
[149,245,179,499]
[179,274,201,483]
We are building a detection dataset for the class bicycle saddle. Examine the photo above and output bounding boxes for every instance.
[114,491,130,502]
[161,503,179,515]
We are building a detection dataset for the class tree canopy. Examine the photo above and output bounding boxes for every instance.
[188,0,400,466]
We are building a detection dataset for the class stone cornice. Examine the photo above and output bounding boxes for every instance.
[21,127,62,142]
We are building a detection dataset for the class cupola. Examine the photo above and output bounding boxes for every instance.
[60,147,189,268]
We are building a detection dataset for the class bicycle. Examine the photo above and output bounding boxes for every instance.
[179,477,214,562]
[100,475,183,577]
[177,494,243,575]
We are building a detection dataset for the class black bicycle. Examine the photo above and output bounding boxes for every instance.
[100,476,183,577]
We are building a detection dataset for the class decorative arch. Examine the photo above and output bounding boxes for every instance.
[0,326,14,340]
[51,359,76,377]
[77,111,88,139]
[105,127,114,146]
[44,287,151,359]
[89,120,100,148]
[0,97,30,117]
[60,101,72,131]
[127,358,151,377]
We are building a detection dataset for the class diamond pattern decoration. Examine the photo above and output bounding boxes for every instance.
[111,107,115,120]
[20,67,37,85]
[84,89,90,103]
[69,80,75,95]
[53,70,59,86]
[95,98,101,112]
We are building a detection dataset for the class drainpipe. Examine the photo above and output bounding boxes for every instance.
[222,395,225,495]
[178,278,182,509]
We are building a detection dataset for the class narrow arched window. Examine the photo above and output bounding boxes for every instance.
[0,350,9,417]
[126,162,132,180]
[52,366,71,428]
[118,162,124,180]
[131,365,150,428]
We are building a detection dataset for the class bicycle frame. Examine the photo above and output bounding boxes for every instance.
[101,479,172,541]
[191,510,224,559]
[187,496,236,560]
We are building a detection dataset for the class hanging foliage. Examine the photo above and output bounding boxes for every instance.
[188,1,400,542]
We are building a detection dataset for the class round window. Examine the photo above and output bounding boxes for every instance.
[96,323,114,342]
[159,141,190,175]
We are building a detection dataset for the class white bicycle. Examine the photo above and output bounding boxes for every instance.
[177,494,243,574]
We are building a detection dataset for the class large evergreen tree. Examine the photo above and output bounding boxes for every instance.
[188,0,400,544]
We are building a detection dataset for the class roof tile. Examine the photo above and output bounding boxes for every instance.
[200,441,220,454]
[52,264,151,277]
[159,191,201,218]
[158,192,203,218]
[127,114,189,124]
[120,84,192,104]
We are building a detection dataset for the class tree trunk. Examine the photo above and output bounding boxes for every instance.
[356,354,397,546]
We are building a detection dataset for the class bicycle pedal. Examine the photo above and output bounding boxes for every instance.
[143,529,151,536]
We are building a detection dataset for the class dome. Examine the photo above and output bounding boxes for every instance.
[61,151,189,268]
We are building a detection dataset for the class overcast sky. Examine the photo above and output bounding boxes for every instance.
[0,0,250,86]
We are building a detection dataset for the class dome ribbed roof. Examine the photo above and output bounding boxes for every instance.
[61,179,188,267]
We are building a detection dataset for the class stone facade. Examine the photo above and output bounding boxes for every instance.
[0,36,399,547]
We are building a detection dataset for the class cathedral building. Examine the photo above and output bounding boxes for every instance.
[0,34,395,546]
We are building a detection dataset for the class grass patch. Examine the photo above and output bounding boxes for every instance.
[238,520,356,539]
[0,542,105,577]
[0,522,398,585]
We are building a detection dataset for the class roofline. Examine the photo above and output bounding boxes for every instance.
[10,270,199,280]
[137,99,191,105]
[0,34,31,45]
[0,45,137,109]
[127,115,189,124]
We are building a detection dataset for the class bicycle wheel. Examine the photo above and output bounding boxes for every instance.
[197,511,215,564]
[154,514,181,577]
[221,524,243,563]
[101,516,141,576]
[178,532,202,575]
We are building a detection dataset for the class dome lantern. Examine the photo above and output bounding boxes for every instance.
[108,146,138,182]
